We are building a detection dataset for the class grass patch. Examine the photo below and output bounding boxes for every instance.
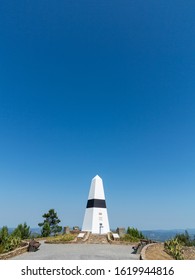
[120,234,140,243]
[45,234,76,244]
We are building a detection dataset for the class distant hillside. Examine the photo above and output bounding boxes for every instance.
[142,229,195,242]
[0,227,41,236]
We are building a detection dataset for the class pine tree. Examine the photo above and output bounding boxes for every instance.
[12,222,31,239]
[38,209,62,237]
[0,226,9,244]
[127,226,145,239]
[41,222,51,237]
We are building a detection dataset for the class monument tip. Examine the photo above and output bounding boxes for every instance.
[93,174,102,180]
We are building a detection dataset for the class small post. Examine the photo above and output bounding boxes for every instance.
[99,223,103,235]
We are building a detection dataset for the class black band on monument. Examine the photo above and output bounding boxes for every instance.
[86,199,106,208]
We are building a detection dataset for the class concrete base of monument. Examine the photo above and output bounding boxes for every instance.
[74,232,122,244]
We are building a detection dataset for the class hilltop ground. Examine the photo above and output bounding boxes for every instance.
[145,243,195,260]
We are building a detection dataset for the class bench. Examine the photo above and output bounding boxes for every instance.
[28,239,41,252]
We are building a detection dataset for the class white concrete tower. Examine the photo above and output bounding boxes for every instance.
[82,175,110,234]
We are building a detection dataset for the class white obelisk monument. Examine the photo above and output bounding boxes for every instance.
[82,175,110,234]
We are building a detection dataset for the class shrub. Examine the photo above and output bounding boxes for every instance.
[46,234,76,243]
[11,228,22,239]
[0,225,21,254]
[0,245,4,254]
[164,238,184,260]
[120,234,140,242]
[164,230,195,260]
[12,223,31,239]
[126,227,145,240]
[174,230,194,247]
[0,226,9,244]
[3,236,21,253]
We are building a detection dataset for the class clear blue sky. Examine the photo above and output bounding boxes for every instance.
[0,0,195,230]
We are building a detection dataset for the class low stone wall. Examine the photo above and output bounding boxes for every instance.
[82,231,90,242]
[107,232,113,243]
[0,243,29,260]
[140,242,174,260]
[140,243,151,260]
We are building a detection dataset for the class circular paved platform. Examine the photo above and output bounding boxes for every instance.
[11,241,140,260]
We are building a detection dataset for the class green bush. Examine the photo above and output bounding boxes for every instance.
[164,230,195,260]
[11,228,22,239]
[120,234,140,242]
[0,235,21,253]
[0,226,9,244]
[164,238,184,260]
[0,245,4,254]
[174,230,194,247]
[0,225,22,254]
[3,236,21,253]
[12,222,31,239]
[126,227,145,240]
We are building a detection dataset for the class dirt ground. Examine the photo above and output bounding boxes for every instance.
[145,243,195,260]
[145,243,173,260]
[182,246,195,260]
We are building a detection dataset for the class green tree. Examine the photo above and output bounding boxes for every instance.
[0,226,9,245]
[0,226,21,253]
[175,230,193,247]
[12,222,31,239]
[127,227,145,239]
[41,222,51,237]
[38,209,62,237]
[11,228,21,238]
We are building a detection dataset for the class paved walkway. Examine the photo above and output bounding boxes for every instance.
[11,241,140,260]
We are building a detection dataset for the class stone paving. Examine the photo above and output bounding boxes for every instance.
[11,241,140,260]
